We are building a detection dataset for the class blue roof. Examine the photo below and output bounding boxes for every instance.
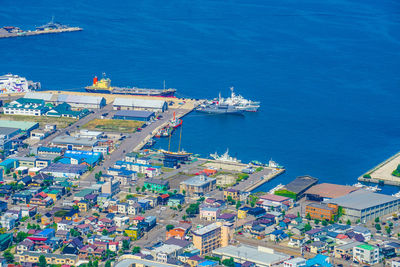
[38,147,62,153]
[198,260,218,266]
[57,158,71,164]
[39,228,55,236]
[0,158,17,167]
[306,254,332,267]
[64,150,101,165]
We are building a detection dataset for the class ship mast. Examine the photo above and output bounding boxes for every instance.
[178,122,183,152]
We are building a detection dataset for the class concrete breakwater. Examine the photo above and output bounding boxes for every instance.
[358,152,400,186]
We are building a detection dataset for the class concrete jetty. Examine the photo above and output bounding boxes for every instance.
[358,152,400,186]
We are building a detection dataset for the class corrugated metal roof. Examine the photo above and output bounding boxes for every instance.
[24,92,54,101]
[0,120,38,131]
[114,110,155,118]
[57,94,105,105]
[113,98,166,108]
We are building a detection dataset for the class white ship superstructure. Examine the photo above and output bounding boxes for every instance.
[0,74,40,94]
[210,149,241,163]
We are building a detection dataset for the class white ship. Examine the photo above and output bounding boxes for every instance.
[205,87,260,112]
[268,159,284,169]
[0,74,40,94]
[210,149,241,163]
[352,182,381,192]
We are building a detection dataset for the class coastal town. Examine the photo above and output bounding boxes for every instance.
[0,75,399,267]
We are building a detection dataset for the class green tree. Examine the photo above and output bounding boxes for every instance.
[102,229,109,236]
[136,186,140,193]
[346,219,351,225]
[141,186,146,192]
[304,223,312,232]
[38,255,47,267]
[132,246,141,254]
[105,260,111,267]
[375,217,380,223]
[93,260,99,267]
[314,219,320,225]
[15,231,29,243]
[12,173,17,180]
[322,220,328,226]
[70,228,81,237]
[386,226,391,235]
[166,224,174,231]
[222,257,235,267]
[122,239,130,250]
[375,223,381,231]
[182,190,186,195]
[306,213,311,220]
[3,250,14,263]
[88,260,93,267]
[236,201,241,210]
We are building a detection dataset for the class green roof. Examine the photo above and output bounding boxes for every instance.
[0,120,38,131]
[75,188,94,197]
[358,244,376,251]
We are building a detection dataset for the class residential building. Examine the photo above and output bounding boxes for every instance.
[3,98,49,116]
[200,207,220,221]
[334,241,363,259]
[17,252,78,265]
[353,244,380,265]
[284,257,307,267]
[180,175,216,196]
[144,178,169,192]
[102,180,120,195]
[223,189,239,201]
[192,222,233,255]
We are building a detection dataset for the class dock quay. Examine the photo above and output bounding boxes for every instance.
[0,27,83,39]
[358,151,400,186]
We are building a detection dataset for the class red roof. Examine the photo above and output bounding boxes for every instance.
[133,216,145,221]
[260,194,290,202]
[38,192,48,198]
[337,234,348,239]
[160,194,170,199]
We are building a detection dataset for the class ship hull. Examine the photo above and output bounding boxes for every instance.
[196,108,244,115]
[85,87,175,97]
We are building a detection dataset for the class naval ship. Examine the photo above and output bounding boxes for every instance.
[196,102,244,114]
[85,75,176,97]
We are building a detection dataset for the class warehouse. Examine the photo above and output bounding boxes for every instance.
[282,175,318,199]
[113,98,168,112]
[57,94,106,109]
[113,110,155,122]
[50,135,99,151]
[24,92,56,103]
[305,183,359,201]
[0,120,39,134]
[40,163,88,178]
[324,189,400,223]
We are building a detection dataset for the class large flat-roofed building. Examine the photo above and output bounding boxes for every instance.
[324,189,400,223]
[50,135,99,151]
[40,163,88,178]
[305,183,359,201]
[213,245,291,267]
[113,98,168,112]
[0,120,39,134]
[192,222,233,255]
[3,98,49,116]
[24,92,56,102]
[180,175,216,196]
[24,92,106,109]
[113,110,155,121]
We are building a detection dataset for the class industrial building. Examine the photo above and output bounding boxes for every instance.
[0,120,39,134]
[24,92,106,109]
[283,175,318,198]
[305,183,359,201]
[324,189,400,223]
[113,98,168,112]
[50,136,99,151]
[113,110,155,122]
[213,245,291,267]
[3,98,49,116]
[40,163,88,178]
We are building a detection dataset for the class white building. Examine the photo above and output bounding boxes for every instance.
[284,257,306,267]
[113,98,168,112]
[353,244,380,265]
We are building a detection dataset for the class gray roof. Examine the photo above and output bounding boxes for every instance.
[285,175,318,194]
[115,258,178,267]
[325,189,400,210]
[0,127,19,137]
[145,178,169,186]
[335,241,363,251]
[24,92,55,101]
[193,223,220,236]
[57,94,105,105]
[52,135,98,146]
[113,98,166,109]
[213,245,290,266]
[41,163,87,174]
[181,175,216,187]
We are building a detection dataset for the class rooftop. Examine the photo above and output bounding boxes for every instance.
[285,175,318,194]
[213,245,290,266]
[357,243,376,251]
[0,120,38,131]
[113,98,166,108]
[307,203,335,211]
[41,163,88,174]
[324,189,399,210]
[114,110,155,118]
[193,223,220,236]
[181,175,216,187]
[52,135,98,146]
[305,183,359,199]
[260,193,290,202]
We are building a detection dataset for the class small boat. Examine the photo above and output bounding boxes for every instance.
[169,112,182,128]
[268,159,284,169]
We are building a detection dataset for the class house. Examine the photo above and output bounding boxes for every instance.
[309,241,327,254]
[166,224,191,240]
[224,189,240,201]
[353,243,380,265]
[200,207,220,221]
[168,194,185,207]
[62,237,84,254]
[79,244,105,259]
[288,235,305,248]
[352,225,372,241]
[17,251,78,266]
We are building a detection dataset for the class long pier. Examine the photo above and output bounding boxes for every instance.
[0,27,83,39]
[358,151,400,186]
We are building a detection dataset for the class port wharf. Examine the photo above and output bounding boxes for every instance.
[0,27,82,39]
[358,151,400,186]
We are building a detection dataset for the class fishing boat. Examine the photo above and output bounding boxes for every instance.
[169,112,182,128]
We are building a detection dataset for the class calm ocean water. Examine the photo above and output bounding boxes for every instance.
[1,0,400,193]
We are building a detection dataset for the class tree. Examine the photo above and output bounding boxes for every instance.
[322,220,328,226]
[304,223,312,232]
[314,219,320,225]
[236,201,241,210]
[15,231,29,243]
[132,246,141,254]
[70,228,81,237]
[122,239,130,251]
[182,190,186,195]
[102,229,109,236]
[3,250,13,263]
[375,223,381,231]
[105,260,111,267]
[222,257,235,267]
[93,260,99,267]
[136,187,140,193]
[306,213,311,220]
[38,255,47,267]
[346,219,351,225]
[12,173,17,180]
[386,227,391,235]
[375,217,380,223]
[141,186,146,192]
[166,224,174,231]
[88,260,93,267]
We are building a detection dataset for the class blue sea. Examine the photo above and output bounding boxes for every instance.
[1,0,400,193]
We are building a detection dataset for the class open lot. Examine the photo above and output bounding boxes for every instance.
[0,114,77,128]
[82,118,143,133]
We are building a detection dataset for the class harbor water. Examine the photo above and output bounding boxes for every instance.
[1,0,400,193]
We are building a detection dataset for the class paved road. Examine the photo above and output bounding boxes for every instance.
[79,108,191,186]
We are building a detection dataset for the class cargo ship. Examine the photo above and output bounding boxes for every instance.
[85,75,176,97]
[0,74,41,94]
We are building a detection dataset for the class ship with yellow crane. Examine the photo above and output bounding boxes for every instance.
[85,74,176,97]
